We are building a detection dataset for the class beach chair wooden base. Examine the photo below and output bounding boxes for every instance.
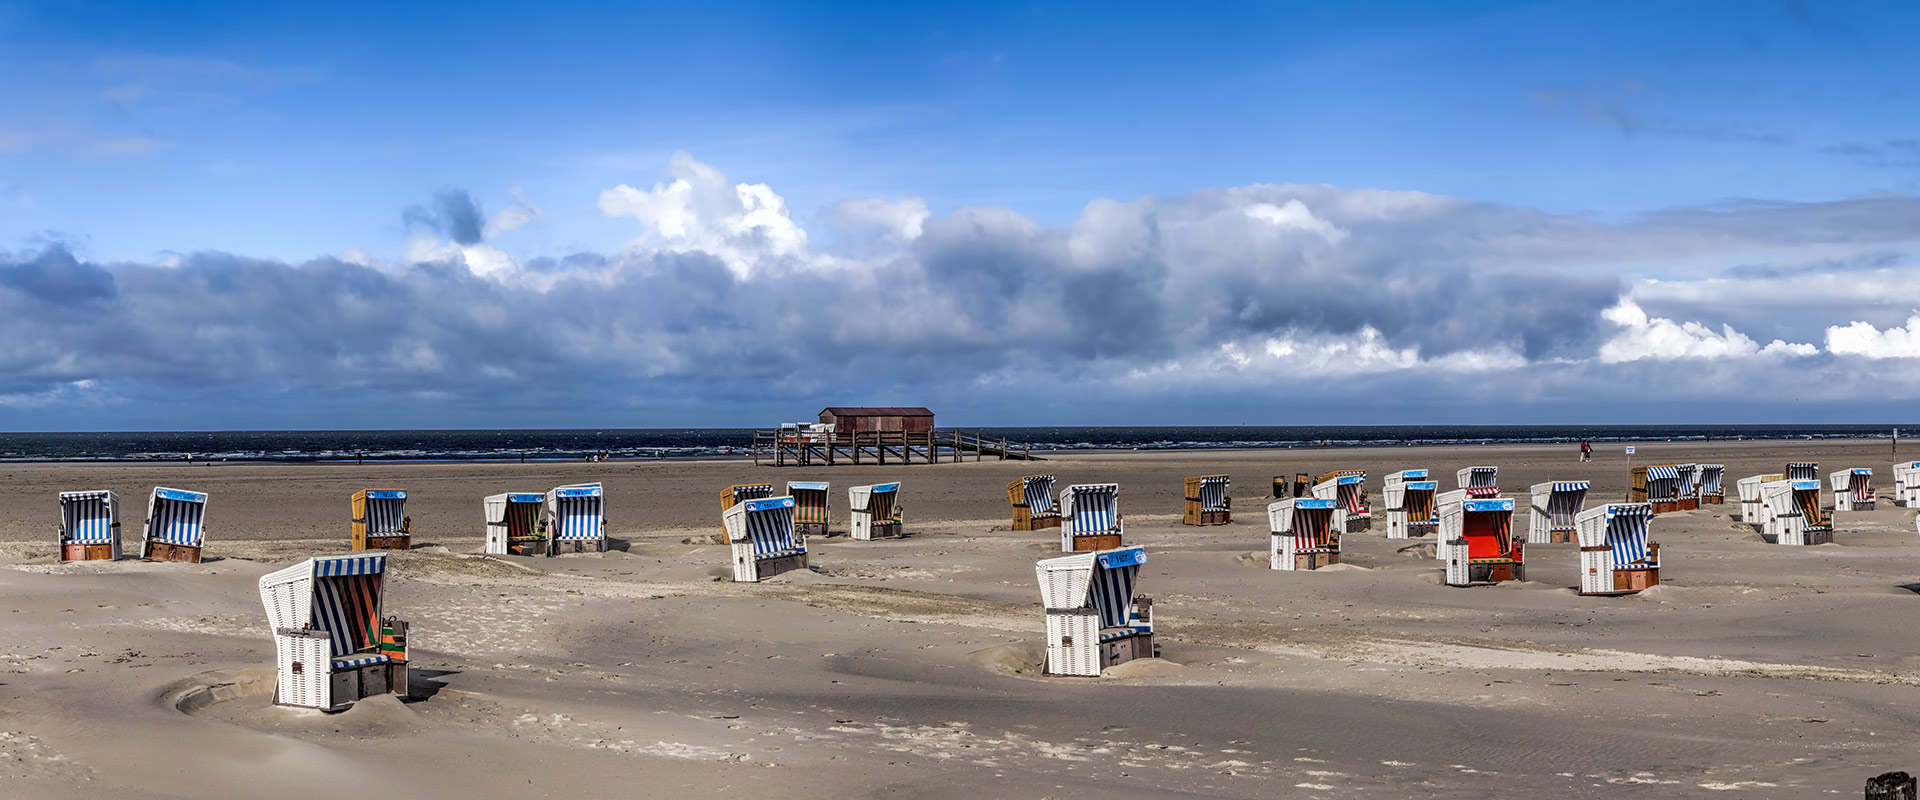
[860,521,902,540]
[1548,530,1576,544]
[1678,498,1699,511]
[1293,552,1338,570]
[796,522,829,537]
[143,542,202,563]
[357,534,411,551]
[1012,513,1062,531]
[1614,567,1658,593]
[1449,561,1521,587]
[551,539,606,555]
[1069,534,1124,553]
[1701,495,1724,505]
[61,544,114,562]
[1343,517,1371,534]
[1807,529,1834,545]
[1650,501,1679,514]
[1100,633,1155,671]
[1183,509,1231,526]
[1852,501,1876,511]
[321,659,410,712]
[746,552,808,582]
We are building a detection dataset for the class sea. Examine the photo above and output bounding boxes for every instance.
[0,425,1909,463]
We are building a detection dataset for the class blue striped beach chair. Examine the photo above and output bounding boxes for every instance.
[724,495,807,581]
[545,483,606,554]
[1527,481,1590,543]
[351,489,410,550]
[1059,483,1123,552]
[848,482,902,540]
[1035,546,1154,676]
[259,553,411,710]
[142,487,207,563]
[1576,503,1659,595]
[1008,475,1061,531]
[1268,498,1338,570]
[1183,475,1231,526]
[1697,464,1726,505]
[59,490,121,561]
[484,492,548,555]
[1674,464,1700,510]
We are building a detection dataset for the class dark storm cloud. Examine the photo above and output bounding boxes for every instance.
[402,189,486,245]
[0,244,116,303]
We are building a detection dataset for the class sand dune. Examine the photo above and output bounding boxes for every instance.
[3,439,1918,797]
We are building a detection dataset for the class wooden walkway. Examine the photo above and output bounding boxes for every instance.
[751,429,1041,467]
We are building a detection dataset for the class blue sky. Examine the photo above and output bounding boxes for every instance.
[4,1,1920,429]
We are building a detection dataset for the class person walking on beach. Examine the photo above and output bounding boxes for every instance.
[1580,441,1591,462]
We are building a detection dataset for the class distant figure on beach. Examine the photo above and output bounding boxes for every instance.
[1580,441,1591,462]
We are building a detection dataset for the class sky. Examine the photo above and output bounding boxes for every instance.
[3,0,1920,430]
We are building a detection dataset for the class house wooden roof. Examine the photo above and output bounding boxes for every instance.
[820,407,935,417]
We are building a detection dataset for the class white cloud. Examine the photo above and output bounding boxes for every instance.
[485,187,542,237]
[824,196,928,244]
[1827,312,1920,358]
[597,152,815,278]
[1597,299,1815,362]
[1243,200,1349,243]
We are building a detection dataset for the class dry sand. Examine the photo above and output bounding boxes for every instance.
[3,439,1918,797]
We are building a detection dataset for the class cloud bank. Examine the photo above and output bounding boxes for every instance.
[6,152,1920,427]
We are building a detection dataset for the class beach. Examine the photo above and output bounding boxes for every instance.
[3,438,1918,797]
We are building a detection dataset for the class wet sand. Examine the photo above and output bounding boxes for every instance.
[2,439,1917,798]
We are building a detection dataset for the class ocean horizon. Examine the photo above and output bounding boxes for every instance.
[1,424,1912,464]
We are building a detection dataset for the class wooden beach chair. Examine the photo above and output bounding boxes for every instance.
[259,553,410,711]
[1576,503,1659,595]
[1311,472,1370,533]
[350,489,410,551]
[1182,474,1231,526]
[1528,481,1590,543]
[1674,464,1700,510]
[1008,475,1062,531]
[1383,470,1436,540]
[141,487,207,563]
[848,482,902,540]
[1059,483,1124,553]
[1440,495,1522,586]
[1697,464,1726,505]
[483,492,548,555]
[1035,546,1154,677]
[546,483,606,554]
[1831,468,1875,512]
[1636,466,1681,514]
[787,481,831,536]
[724,495,807,582]
[1456,466,1499,498]
[1268,497,1339,570]
[718,483,774,542]
[58,490,121,562]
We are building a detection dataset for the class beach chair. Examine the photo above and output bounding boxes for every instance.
[1576,503,1660,595]
[788,481,831,536]
[719,483,775,542]
[1457,466,1499,498]
[1439,495,1522,586]
[1268,498,1339,570]
[259,553,410,711]
[1831,468,1875,512]
[1383,470,1437,540]
[1035,546,1154,677]
[1634,466,1681,514]
[848,482,902,540]
[141,487,207,563]
[1311,473,1370,533]
[1738,474,1782,527]
[1059,483,1124,552]
[1008,475,1062,531]
[1528,481,1590,543]
[1182,475,1231,526]
[58,490,121,561]
[1761,479,1832,545]
[1786,462,1819,482]
[483,492,548,555]
[545,483,606,554]
[350,489,410,551]
[724,495,807,581]
[1697,464,1726,505]
[1674,464,1700,510]
[1893,462,1920,507]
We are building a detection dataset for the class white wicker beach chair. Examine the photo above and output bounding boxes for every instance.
[1268,498,1339,570]
[725,495,807,582]
[1575,503,1659,595]
[142,487,207,563]
[1528,481,1590,544]
[259,553,410,711]
[848,482,901,540]
[1035,546,1153,677]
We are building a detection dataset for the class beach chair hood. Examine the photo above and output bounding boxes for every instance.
[1035,547,1146,628]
